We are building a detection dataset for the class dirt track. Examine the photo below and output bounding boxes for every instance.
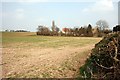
[2,44,94,78]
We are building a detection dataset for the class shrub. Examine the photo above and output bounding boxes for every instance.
[80,32,120,79]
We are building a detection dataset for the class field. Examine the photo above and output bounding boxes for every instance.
[2,32,101,78]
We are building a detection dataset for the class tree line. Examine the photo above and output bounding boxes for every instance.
[37,20,113,37]
[4,30,30,32]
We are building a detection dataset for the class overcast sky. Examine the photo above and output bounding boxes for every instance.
[1,0,119,32]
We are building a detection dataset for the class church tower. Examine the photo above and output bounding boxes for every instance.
[52,20,56,32]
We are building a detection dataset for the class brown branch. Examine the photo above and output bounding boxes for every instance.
[102,72,113,78]
[83,71,87,78]
[95,60,115,69]
[110,39,120,62]
[87,66,93,76]
[109,52,113,58]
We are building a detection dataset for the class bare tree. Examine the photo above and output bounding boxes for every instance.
[96,20,109,31]
[37,25,50,36]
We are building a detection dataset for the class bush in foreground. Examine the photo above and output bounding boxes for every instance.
[80,32,120,79]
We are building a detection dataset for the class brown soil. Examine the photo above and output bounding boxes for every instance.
[2,44,94,78]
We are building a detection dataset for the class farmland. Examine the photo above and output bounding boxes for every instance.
[2,32,101,78]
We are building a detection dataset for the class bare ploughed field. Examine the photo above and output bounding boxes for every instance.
[2,32,101,78]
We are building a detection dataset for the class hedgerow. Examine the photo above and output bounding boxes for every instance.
[80,32,120,79]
